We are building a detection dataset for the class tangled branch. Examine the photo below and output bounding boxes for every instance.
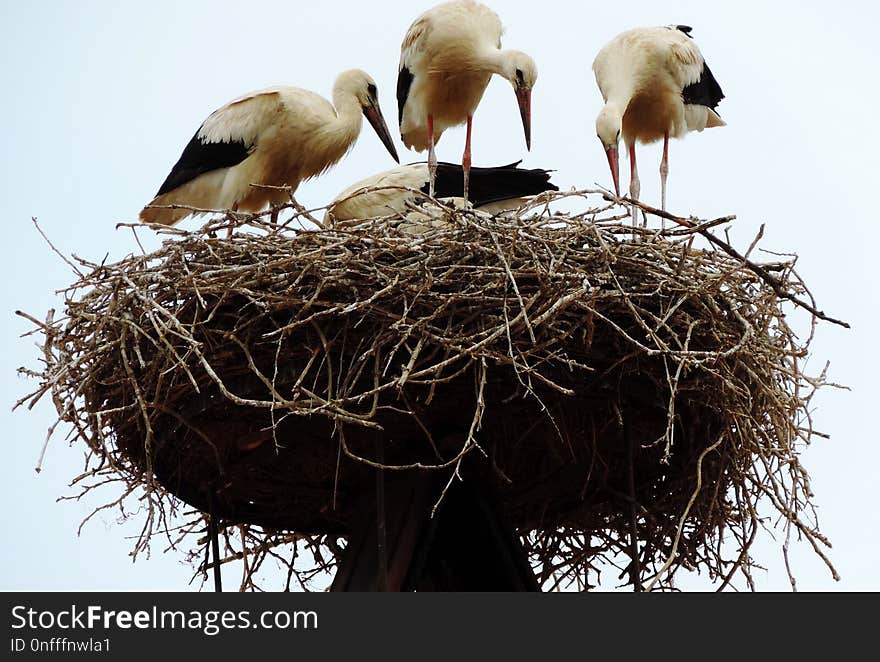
[16,190,843,591]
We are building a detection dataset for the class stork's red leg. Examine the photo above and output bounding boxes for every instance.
[660,131,670,217]
[462,115,473,206]
[628,142,641,228]
[427,114,437,198]
[226,202,240,238]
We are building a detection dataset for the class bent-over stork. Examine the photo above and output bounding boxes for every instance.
[592,25,725,222]
[140,70,399,226]
[398,0,537,203]
[327,160,557,221]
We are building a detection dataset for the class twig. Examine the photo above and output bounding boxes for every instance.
[621,197,849,328]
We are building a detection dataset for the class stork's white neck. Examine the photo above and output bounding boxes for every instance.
[483,49,509,78]
[602,100,627,118]
[598,60,638,109]
[484,49,521,83]
[328,88,364,149]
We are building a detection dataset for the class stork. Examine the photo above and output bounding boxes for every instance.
[140,70,399,226]
[593,25,725,224]
[326,160,557,222]
[397,0,537,204]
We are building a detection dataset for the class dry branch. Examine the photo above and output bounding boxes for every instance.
[17,190,843,591]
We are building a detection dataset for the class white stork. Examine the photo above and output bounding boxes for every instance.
[593,25,725,222]
[326,161,557,222]
[140,70,399,226]
[397,0,537,203]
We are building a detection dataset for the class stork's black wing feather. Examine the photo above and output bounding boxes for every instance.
[155,127,251,196]
[396,66,414,125]
[670,25,725,111]
[426,161,558,206]
[682,61,725,110]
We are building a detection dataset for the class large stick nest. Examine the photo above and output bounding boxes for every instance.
[19,191,840,590]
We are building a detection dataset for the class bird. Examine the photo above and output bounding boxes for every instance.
[592,25,725,224]
[397,0,537,204]
[326,160,557,222]
[140,70,399,226]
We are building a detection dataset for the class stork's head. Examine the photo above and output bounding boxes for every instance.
[595,104,623,197]
[500,51,537,150]
[336,69,400,163]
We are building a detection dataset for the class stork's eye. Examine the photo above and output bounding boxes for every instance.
[515,69,525,86]
[367,83,377,99]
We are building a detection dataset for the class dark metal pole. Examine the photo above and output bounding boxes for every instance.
[206,492,223,593]
[623,413,643,592]
[375,434,388,592]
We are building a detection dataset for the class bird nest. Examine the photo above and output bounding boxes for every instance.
[17,191,842,591]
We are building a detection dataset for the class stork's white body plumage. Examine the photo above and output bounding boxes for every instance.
[593,26,725,218]
[141,70,398,225]
[329,163,444,222]
[326,161,557,222]
[397,0,537,201]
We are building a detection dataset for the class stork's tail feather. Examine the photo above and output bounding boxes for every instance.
[431,161,558,207]
[139,197,190,226]
[706,109,726,129]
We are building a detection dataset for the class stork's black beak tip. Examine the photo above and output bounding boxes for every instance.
[515,86,532,152]
[364,103,399,164]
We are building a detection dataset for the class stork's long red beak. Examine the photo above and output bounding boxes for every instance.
[605,145,620,197]
[515,86,532,150]
[364,102,400,163]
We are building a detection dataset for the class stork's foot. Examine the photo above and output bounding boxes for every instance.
[660,132,670,220]
[462,114,473,207]
[627,143,642,234]
[629,176,641,233]
[226,204,240,238]
[427,114,437,198]
[659,167,669,213]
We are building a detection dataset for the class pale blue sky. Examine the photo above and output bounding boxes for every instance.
[1,0,876,590]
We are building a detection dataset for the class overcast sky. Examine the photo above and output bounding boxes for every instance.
[2,0,876,591]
